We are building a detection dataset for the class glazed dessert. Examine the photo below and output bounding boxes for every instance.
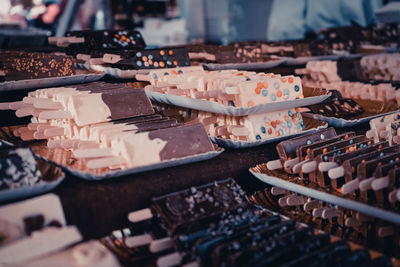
[139,67,304,108]
[0,51,75,82]
[101,179,393,266]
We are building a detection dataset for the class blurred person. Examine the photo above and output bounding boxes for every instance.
[267,0,383,41]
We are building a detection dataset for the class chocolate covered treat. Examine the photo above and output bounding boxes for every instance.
[106,179,393,266]
[0,148,41,190]
[63,30,146,51]
[0,51,75,81]
[108,47,190,70]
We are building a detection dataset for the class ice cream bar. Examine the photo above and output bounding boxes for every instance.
[235,76,303,107]
[151,179,247,233]
[273,128,337,172]
[300,135,367,183]
[298,132,356,161]
[110,47,190,70]
[232,108,304,141]
[82,123,214,169]
[65,30,146,51]
[45,87,154,126]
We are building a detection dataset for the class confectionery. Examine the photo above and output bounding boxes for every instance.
[1,2,400,265]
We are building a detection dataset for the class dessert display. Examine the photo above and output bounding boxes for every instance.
[0,82,217,172]
[140,67,305,107]
[0,51,75,82]
[251,119,400,256]
[1,18,400,266]
[102,179,395,266]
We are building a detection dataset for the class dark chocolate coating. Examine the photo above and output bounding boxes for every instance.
[100,88,154,120]
[23,214,45,235]
[277,127,337,161]
[0,51,75,81]
[112,47,191,70]
[148,123,214,161]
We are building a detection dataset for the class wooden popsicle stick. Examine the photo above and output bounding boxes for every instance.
[344,217,361,228]
[365,129,376,139]
[77,141,99,149]
[37,125,58,133]
[301,161,317,174]
[312,207,324,218]
[201,116,217,126]
[127,208,153,223]
[89,58,104,65]
[136,74,150,82]
[149,237,173,253]
[228,125,249,137]
[86,156,126,169]
[303,199,320,212]
[278,196,289,207]
[44,127,65,138]
[13,129,21,137]
[28,123,41,130]
[224,86,239,95]
[292,159,309,174]
[215,126,230,136]
[39,110,73,120]
[47,36,58,45]
[47,139,63,148]
[17,127,31,134]
[125,234,152,248]
[166,89,187,96]
[271,187,286,196]
[267,159,283,170]
[341,178,359,195]
[318,162,338,172]
[33,131,47,140]
[67,36,84,43]
[328,166,344,179]
[371,176,389,191]
[32,108,50,117]
[60,139,78,149]
[16,107,34,118]
[377,226,394,238]
[157,252,182,267]
[321,207,338,219]
[76,54,91,61]
[23,97,35,104]
[9,101,27,110]
[283,157,299,170]
[0,102,11,110]
[33,99,63,110]
[287,195,304,206]
[217,92,236,101]
[103,53,122,64]
[74,148,114,158]
[20,130,36,141]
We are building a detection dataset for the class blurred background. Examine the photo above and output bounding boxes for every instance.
[0,0,399,46]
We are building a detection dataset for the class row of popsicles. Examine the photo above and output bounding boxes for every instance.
[251,186,399,256]
[297,60,398,103]
[155,103,305,141]
[266,112,400,209]
[137,66,305,108]
[0,82,215,169]
[101,179,394,267]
